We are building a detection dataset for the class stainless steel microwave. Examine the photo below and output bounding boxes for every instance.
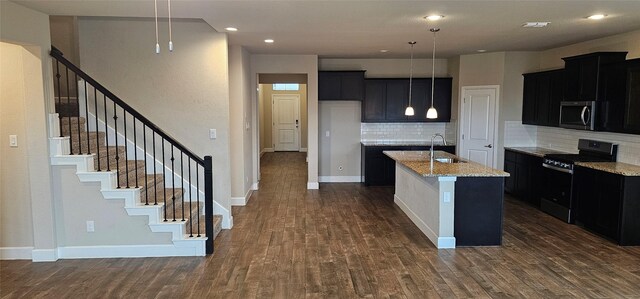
[559,101,596,130]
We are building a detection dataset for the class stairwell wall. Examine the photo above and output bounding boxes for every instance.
[77,18,232,227]
[0,1,58,260]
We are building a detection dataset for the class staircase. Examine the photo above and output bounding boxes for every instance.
[49,46,222,257]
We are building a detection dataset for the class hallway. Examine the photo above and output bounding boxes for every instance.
[3,152,640,298]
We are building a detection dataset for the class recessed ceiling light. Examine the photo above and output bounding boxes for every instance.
[380,49,389,53]
[477,50,487,53]
[264,39,274,43]
[587,14,607,20]
[522,22,550,28]
[425,15,444,21]
[225,27,238,32]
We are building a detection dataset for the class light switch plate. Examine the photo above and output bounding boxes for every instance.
[209,129,217,139]
[325,130,330,137]
[9,135,17,147]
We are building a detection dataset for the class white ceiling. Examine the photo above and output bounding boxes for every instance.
[13,0,640,58]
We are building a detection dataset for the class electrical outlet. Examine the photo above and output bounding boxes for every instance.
[209,129,217,139]
[443,192,451,203]
[86,221,95,232]
[325,130,330,137]
[9,135,17,147]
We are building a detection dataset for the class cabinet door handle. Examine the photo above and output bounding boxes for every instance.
[484,144,493,148]
[581,106,588,126]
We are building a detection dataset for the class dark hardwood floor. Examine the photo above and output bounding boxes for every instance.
[2,151,640,298]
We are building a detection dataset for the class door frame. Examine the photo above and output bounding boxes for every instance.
[271,93,301,151]
[458,85,500,168]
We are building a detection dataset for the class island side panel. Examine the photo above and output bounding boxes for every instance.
[394,163,456,249]
[454,177,505,246]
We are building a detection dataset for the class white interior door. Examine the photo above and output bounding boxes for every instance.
[459,86,498,167]
[272,94,300,151]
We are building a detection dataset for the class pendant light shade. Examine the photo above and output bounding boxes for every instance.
[427,28,440,119]
[405,41,417,116]
[154,0,160,54]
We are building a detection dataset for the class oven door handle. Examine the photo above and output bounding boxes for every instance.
[542,163,573,174]
[581,106,589,126]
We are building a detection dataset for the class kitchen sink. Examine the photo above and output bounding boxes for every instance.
[433,157,466,164]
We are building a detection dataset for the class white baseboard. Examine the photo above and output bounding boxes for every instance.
[300,148,308,152]
[307,182,319,189]
[57,244,204,259]
[261,148,274,157]
[32,248,58,262]
[251,182,259,190]
[318,176,361,183]
[0,247,33,260]
[231,188,253,206]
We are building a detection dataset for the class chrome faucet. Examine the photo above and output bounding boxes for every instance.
[430,133,447,159]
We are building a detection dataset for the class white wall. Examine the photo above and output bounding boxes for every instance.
[0,42,35,253]
[228,45,254,201]
[319,101,361,181]
[52,167,172,246]
[78,18,232,223]
[251,55,319,189]
[0,1,57,260]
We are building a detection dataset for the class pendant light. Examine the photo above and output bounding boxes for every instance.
[168,0,173,52]
[426,28,440,119]
[154,0,160,54]
[405,41,417,116]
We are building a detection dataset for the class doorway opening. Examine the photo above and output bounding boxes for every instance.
[257,74,308,181]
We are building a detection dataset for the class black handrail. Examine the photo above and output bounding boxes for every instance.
[50,46,204,165]
[50,46,214,254]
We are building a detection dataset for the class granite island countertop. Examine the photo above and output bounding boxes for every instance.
[575,162,640,176]
[384,150,509,177]
[504,147,570,158]
[361,140,454,146]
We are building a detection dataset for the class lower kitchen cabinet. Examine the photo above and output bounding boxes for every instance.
[504,149,544,206]
[573,166,640,245]
[362,145,456,186]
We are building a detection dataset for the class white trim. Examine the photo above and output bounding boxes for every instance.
[458,85,501,168]
[394,194,455,249]
[231,188,253,206]
[307,182,319,189]
[260,147,274,157]
[57,244,204,259]
[251,182,259,190]
[299,147,308,152]
[318,176,361,183]
[0,247,33,260]
[32,249,58,262]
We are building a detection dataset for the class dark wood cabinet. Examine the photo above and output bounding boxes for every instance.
[562,52,627,102]
[522,69,564,127]
[504,149,543,206]
[318,71,365,101]
[362,78,452,123]
[624,59,640,133]
[362,145,456,186]
[574,166,640,245]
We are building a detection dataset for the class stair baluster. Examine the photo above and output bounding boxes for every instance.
[94,86,101,170]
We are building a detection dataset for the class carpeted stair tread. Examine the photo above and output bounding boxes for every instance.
[60,117,87,135]
[67,131,106,154]
[93,146,127,170]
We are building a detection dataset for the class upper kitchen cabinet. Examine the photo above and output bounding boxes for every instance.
[318,71,365,101]
[562,52,627,102]
[624,59,640,133]
[362,78,452,123]
[522,69,564,126]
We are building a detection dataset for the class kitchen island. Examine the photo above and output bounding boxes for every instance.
[384,150,509,249]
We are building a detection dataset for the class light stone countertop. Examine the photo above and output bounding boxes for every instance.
[361,140,454,146]
[504,147,571,158]
[575,162,640,177]
[384,150,510,177]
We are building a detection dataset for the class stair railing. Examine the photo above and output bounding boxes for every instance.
[50,46,214,254]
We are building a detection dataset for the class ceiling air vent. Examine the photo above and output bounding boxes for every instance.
[522,22,550,28]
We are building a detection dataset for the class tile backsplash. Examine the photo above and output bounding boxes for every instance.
[536,126,640,164]
[361,123,449,143]
[504,121,537,147]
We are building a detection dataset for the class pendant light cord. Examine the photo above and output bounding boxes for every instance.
[408,41,416,107]
[154,0,159,53]
[168,0,173,51]
[430,29,438,108]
